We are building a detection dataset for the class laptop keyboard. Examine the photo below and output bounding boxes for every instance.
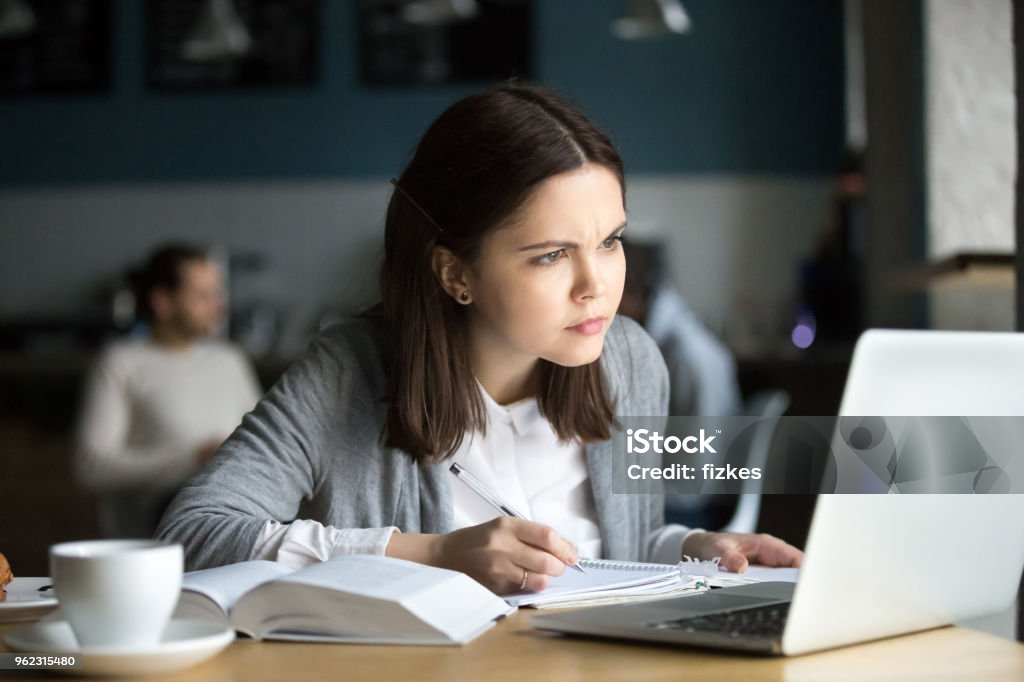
[655,602,790,639]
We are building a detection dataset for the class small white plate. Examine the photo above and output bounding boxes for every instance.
[4,618,235,677]
[0,577,58,623]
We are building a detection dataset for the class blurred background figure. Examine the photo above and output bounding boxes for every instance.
[73,244,262,538]
[796,149,867,348]
[620,239,742,419]
[620,239,756,531]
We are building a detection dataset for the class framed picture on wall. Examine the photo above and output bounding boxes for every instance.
[358,0,533,86]
[0,0,112,94]
[147,0,318,89]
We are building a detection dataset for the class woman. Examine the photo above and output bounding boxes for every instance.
[157,82,802,593]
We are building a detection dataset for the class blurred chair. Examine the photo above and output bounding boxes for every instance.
[720,389,790,534]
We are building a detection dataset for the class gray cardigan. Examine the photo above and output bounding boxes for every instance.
[156,314,684,570]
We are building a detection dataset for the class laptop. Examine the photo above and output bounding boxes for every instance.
[533,329,1024,656]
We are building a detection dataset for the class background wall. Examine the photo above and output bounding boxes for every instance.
[923,0,1016,332]
[925,0,1015,260]
[0,177,834,352]
[0,0,845,354]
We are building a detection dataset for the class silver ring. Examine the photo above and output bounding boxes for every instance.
[520,569,528,590]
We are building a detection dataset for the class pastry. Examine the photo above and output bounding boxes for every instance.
[0,552,13,599]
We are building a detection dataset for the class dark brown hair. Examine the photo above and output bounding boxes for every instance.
[130,243,209,322]
[381,82,625,464]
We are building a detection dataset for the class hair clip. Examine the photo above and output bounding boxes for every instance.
[390,178,446,235]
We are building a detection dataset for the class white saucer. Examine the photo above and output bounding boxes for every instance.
[0,577,59,623]
[4,618,235,677]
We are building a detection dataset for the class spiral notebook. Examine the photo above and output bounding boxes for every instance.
[504,559,707,608]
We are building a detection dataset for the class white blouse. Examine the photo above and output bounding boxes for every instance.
[251,383,687,570]
[449,382,603,559]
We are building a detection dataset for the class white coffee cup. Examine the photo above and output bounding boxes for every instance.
[50,540,183,648]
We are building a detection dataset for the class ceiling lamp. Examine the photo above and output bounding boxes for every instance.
[400,0,479,26]
[0,0,36,40]
[181,0,252,62]
[612,0,692,40]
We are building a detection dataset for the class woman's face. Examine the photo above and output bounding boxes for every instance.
[463,162,627,369]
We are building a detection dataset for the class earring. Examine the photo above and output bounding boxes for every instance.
[459,291,470,303]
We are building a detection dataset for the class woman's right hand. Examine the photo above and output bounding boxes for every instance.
[386,517,579,594]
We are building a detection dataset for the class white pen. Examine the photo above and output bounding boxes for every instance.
[449,462,586,573]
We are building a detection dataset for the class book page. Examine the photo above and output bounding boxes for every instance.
[233,556,512,644]
[727,565,800,583]
[277,555,461,601]
[504,562,681,607]
[181,560,293,614]
[530,578,709,609]
[707,564,801,587]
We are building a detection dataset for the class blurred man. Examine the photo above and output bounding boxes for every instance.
[619,239,745,530]
[74,244,262,538]
[619,239,742,418]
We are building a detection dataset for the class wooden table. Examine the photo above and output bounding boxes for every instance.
[3,611,1023,681]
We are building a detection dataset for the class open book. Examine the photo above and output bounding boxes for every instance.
[707,565,801,588]
[504,558,708,609]
[173,555,515,646]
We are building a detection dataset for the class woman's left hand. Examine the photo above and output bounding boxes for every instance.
[681,531,803,573]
